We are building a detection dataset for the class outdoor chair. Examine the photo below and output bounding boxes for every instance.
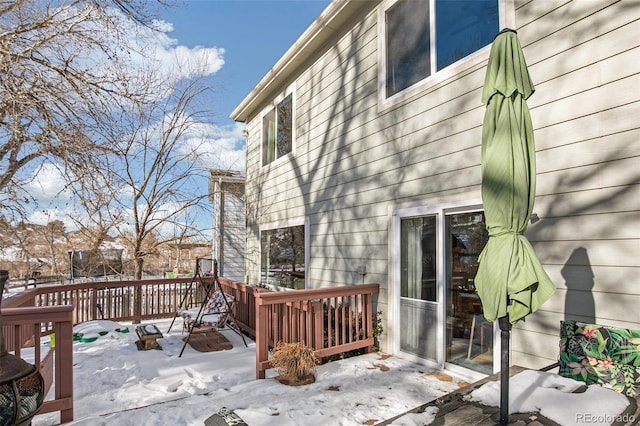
[467,302,493,358]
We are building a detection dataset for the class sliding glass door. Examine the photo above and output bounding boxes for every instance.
[396,205,493,375]
[399,216,438,360]
[444,211,492,375]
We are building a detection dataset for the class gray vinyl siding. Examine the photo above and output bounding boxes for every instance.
[242,0,640,369]
[507,0,640,368]
[220,189,246,282]
[245,7,390,291]
[211,177,246,282]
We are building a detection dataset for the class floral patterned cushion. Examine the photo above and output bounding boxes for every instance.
[558,320,640,397]
[205,291,232,314]
[178,291,234,329]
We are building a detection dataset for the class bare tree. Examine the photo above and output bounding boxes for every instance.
[169,209,209,271]
[4,221,38,278]
[67,166,124,253]
[0,219,69,278]
[32,218,67,275]
[0,0,166,215]
[109,77,213,279]
[1,1,220,283]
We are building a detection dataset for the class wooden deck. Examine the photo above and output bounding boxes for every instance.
[376,366,552,425]
[378,366,640,426]
[2,275,380,423]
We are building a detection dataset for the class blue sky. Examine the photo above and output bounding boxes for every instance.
[159,0,330,128]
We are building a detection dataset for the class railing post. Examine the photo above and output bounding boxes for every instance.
[55,315,74,423]
[255,294,269,379]
[133,285,142,323]
[364,292,373,353]
[312,301,323,350]
[90,287,98,320]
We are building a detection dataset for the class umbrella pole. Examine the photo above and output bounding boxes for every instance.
[498,316,512,425]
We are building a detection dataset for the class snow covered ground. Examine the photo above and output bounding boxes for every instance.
[31,317,467,426]
[469,369,631,426]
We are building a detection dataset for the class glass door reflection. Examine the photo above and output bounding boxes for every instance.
[445,211,493,375]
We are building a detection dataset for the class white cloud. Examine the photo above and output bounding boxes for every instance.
[130,18,225,82]
[119,13,244,173]
[23,164,103,231]
[28,208,69,227]
[171,119,246,173]
[151,18,173,33]
[196,122,247,172]
[24,164,68,201]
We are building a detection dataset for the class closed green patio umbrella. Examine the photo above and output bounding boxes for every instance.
[474,28,555,425]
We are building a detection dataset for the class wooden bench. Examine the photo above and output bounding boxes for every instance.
[135,324,163,350]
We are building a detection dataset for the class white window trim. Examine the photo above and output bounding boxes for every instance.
[259,216,309,289]
[259,83,297,168]
[377,0,514,111]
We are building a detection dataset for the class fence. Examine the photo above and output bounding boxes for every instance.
[2,277,204,424]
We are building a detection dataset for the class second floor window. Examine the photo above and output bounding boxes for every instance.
[262,93,293,166]
[385,0,499,98]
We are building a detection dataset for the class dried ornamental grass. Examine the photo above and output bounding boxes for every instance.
[269,341,318,381]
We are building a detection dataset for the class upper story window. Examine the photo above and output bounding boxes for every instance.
[384,0,499,98]
[262,93,293,166]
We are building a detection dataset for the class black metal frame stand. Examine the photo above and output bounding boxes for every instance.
[167,257,212,334]
[169,259,247,357]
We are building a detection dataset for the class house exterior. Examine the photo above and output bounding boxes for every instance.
[231,0,640,378]
[209,169,246,281]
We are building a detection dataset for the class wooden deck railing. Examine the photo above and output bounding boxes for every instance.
[251,283,380,379]
[216,277,268,337]
[2,276,380,419]
[2,277,206,424]
[3,277,212,324]
[215,278,381,379]
[2,305,74,424]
